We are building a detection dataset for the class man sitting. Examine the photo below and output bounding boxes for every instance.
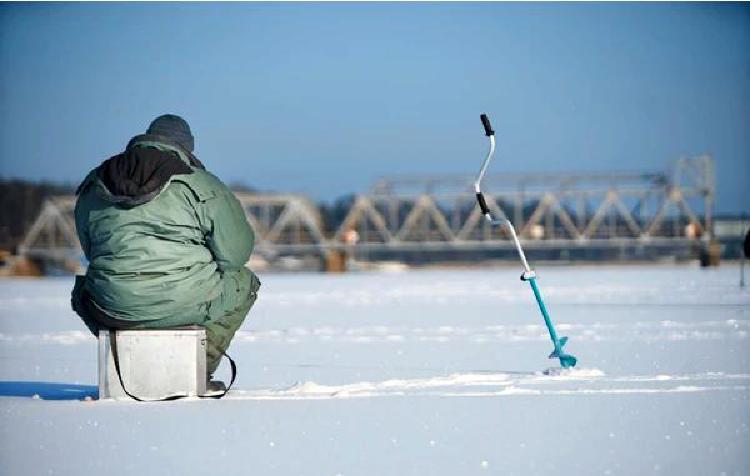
[71,114,260,389]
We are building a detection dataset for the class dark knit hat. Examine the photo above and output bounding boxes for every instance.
[146,114,194,152]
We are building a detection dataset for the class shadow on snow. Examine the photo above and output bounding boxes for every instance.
[0,381,97,400]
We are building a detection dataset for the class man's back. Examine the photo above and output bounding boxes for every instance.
[73,116,257,345]
[77,165,223,324]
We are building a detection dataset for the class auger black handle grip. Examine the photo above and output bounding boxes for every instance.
[480,114,494,137]
[476,192,490,215]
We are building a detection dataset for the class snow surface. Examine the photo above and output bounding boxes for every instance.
[1,264,749,475]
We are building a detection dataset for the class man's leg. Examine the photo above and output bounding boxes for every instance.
[71,275,99,336]
[205,268,260,376]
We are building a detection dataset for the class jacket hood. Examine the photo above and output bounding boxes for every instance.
[91,135,199,207]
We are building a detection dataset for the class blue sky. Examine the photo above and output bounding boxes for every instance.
[1,2,748,213]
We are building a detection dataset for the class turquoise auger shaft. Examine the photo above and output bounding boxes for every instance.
[528,277,559,348]
[528,276,576,368]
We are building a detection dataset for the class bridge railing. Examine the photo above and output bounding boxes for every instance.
[335,156,713,249]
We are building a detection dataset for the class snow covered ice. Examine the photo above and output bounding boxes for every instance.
[1,265,749,475]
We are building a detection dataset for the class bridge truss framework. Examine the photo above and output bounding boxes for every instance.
[19,156,714,265]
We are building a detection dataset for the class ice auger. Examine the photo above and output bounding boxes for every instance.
[473,114,577,368]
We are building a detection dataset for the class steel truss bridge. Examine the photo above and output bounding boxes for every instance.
[20,156,714,266]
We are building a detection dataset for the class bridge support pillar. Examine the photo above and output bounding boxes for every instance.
[324,250,348,273]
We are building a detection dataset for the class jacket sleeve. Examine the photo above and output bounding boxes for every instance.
[200,184,255,271]
[73,174,95,261]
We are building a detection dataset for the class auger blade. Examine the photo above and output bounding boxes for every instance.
[548,337,576,368]
[558,353,577,369]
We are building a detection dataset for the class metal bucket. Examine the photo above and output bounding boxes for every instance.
[98,328,207,400]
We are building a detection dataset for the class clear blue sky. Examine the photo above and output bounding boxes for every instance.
[1,2,748,213]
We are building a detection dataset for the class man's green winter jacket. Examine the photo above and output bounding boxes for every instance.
[74,136,257,328]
